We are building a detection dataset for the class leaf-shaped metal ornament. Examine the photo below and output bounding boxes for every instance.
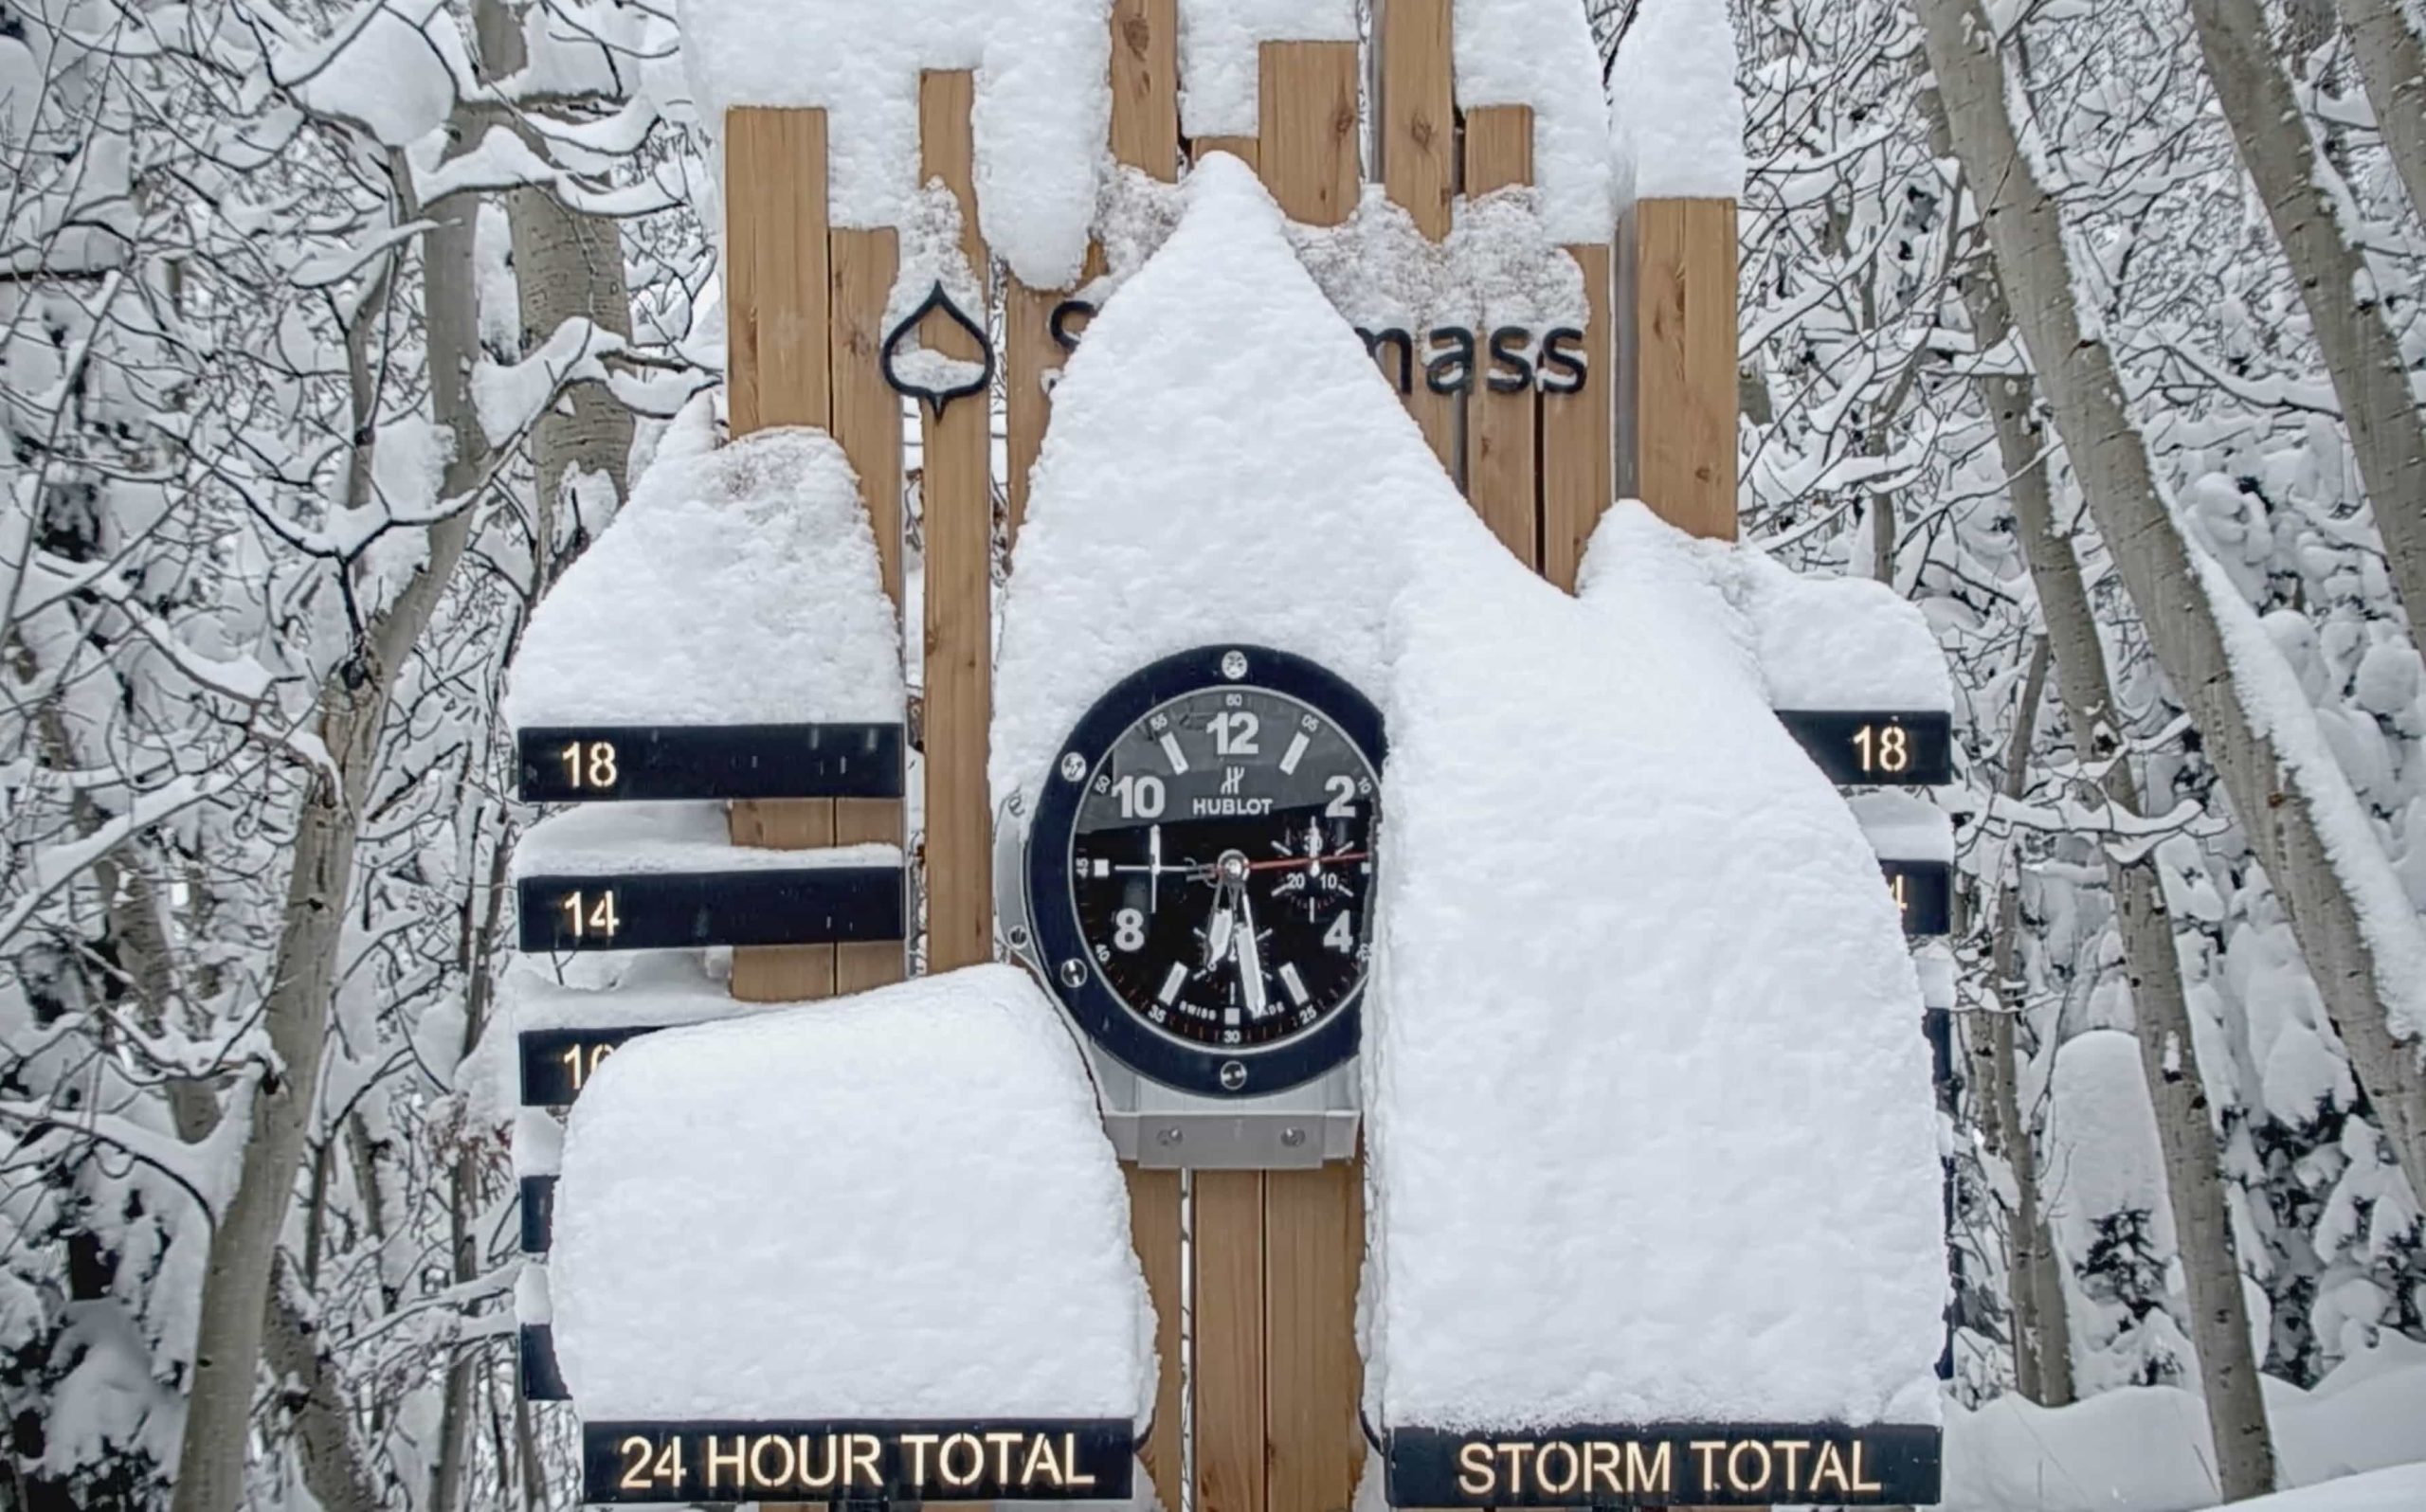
[880,279,996,420]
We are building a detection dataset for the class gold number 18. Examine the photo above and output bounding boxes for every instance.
[558,740,619,789]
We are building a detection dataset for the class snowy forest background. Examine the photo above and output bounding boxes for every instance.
[3,0,2424,1509]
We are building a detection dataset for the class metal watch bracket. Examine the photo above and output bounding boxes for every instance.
[996,791,1362,1171]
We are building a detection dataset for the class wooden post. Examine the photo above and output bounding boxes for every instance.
[1194,1170,1269,1512]
[1088,11,1189,1511]
[725,106,840,1004]
[1376,0,1461,479]
[1618,199,1739,542]
[1219,53,1367,1512]
[1541,241,1613,589]
[1462,104,1538,566]
[830,225,908,994]
[918,69,994,972]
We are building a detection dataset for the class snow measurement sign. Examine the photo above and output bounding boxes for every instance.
[1001,645,1382,1167]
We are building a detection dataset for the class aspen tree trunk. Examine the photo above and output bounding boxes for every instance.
[2335,0,2426,245]
[472,0,635,543]
[1974,639,2078,1404]
[169,172,486,1512]
[2186,0,2426,647]
[1920,0,2426,1203]
[1965,240,2273,1486]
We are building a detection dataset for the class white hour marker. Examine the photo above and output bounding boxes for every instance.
[1157,963,1187,1004]
[1092,857,1111,877]
[1159,731,1190,773]
[1278,730,1311,775]
[1280,963,1311,1006]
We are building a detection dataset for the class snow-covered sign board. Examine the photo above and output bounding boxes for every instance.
[516,722,905,804]
[1385,1422,1940,1506]
[545,968,1156,1503]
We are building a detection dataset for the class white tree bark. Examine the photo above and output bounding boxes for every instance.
[2334,0,2426,244]
[2187,0,2426,649]
[167,167,487,1512]
[1920,2,2424,1482]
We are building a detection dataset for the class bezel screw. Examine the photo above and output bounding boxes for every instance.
[1220,1060,1248,1090]
[1059,959,1087,988]
[1059,752,1087,782]
[1220,650,1249,681]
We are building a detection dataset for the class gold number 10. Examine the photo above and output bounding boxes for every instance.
[560,1041,617,1091]
[1853,724,1911,774]
[558,740,619,789]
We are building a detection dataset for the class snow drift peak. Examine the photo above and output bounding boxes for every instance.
[989,150,1479,808]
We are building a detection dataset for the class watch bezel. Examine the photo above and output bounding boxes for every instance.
[1025,644,1385,1098]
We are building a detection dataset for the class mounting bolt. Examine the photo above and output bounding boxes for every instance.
[1220,1060,1248,1091]
[1157,1126,1184,1147]
[1007,925,1030,950]
[1006,792,1025,817]
[1220,650,1249,681]
[1059,752,1087,783]
[1280,1126,1306,1148]
[1059,959,1087,988]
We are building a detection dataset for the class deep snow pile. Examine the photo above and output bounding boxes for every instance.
[549,964,1156,1422]
[991,155,1439,808]
[1002,156,1945,1433]
[1452,0,1616,243]
[1367,503,1945,1431]
[1734,551,1954,711]
[677,0,1108,287]
[502,426,902,729]
[1942,1333,2426,1510]
[1608,0,1747,203]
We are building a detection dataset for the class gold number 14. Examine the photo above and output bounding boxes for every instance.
[557,890,621,940]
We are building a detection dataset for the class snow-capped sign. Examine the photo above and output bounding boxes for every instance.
[581,1420,1132,1503]
[514,865,905,954]
[1386,1422,1941,1507]
[515,723,905,804]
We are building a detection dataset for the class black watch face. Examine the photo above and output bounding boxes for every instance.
[1027,647,1385,1097]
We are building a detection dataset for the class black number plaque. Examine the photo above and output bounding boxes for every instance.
[516,723,905,803]
[1881,859,1952,938]
[519,1027,657,1107]
[584,1419,1135,1503]
[520,1323,569,1401]
[519,1175,557,1253]
[516,866,905,954]
[1385,1423,1940,1508]
[1777,711,1954,786]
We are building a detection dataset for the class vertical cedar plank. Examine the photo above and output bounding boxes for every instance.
[830,225,907,994]
[1620,198,1739,542]
[1265,1162,1365,1512]
[1005,279,1058,543]
[725,108,831,435]
[919,70,994,972]
[1127,1166,1186,1512]
[1193,1171,1268,1512]
[725,106,836,1004]
[1252,52,1364,1512]
[1111,0,1181,182]
[1462,105,1539,567]
[1258,43,1359,226]
[1195,135,1260,171]
[1542,242,1614,590]
[1376,0,1460,478]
